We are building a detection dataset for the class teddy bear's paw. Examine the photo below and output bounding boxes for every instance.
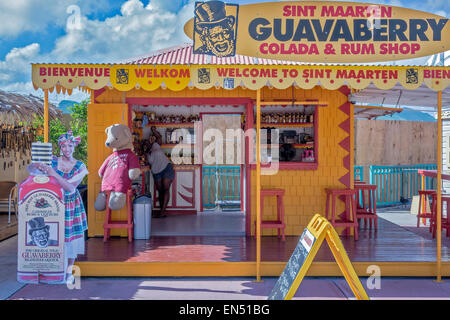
[129,168,141,180]
[94,192,107,211]
[109,192,126,211]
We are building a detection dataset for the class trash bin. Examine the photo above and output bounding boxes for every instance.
[133,194,152,239]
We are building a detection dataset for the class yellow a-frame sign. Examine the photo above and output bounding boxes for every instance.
[268,214,369,300]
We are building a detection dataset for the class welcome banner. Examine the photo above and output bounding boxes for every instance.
[32,64,111,90]
[31,64,450,92]
[191,65,450,91]
[184,1,450,63]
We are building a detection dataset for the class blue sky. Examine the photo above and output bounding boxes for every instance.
[0,0,448,103]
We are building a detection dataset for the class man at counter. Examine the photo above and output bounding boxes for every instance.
[146,126,175,218]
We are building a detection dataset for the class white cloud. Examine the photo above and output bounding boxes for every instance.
[435,10,448,17]
[0,42,91,103]
[0,0,110,38]
[0,79,89,105]
[0,43,40,96]
[50,0,193,63]
[0,0,195,102]
[0,43,40,70]
[121,0,145,16]
[1,81,36,95]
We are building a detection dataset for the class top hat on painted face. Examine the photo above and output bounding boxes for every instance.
[28,217,49,235]
[195,1,235,32]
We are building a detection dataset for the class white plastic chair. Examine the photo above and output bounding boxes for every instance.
[0,181,18,224]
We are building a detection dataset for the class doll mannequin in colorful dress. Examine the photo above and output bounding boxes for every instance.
[34,131,88,284]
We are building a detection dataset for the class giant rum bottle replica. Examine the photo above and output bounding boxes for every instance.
[17,142,66,284]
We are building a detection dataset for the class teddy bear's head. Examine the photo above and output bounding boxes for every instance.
[105,124,133,151]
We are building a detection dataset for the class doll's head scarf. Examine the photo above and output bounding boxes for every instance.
[58,130,81,147]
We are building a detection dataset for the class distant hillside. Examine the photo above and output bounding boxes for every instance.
[58,100,78,114]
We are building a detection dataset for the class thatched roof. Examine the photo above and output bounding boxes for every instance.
[0,90,61,124]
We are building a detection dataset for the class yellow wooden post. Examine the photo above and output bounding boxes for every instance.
[436,90,442,282]
[44,89,49,143]
[350,103,354,189]
[256,89,262,281]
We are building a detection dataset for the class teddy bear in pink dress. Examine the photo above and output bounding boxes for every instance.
[94,124,141,211]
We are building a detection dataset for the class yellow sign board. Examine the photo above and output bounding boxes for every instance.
[110,65,191,92]
[31,64,450,92]
[184,1,450,63]
[268,214,369,300]
[192,65,450,91]
[32,64,111,90]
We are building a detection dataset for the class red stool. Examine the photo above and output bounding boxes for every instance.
[430,193,450,238]
[417,190,435,229]
[354,181,366,210]
[103,189,134,242]
[325,188,358,240]
[354,184,378,230]
[254,189,286,241]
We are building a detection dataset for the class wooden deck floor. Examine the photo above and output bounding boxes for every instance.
[78,217,450,263]
[0,212,18,241]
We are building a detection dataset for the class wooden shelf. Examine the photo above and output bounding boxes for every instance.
[261,143,314,148]
[259,123,314,128]
[294,144,314,148]
[146,123,195,128]
[160,144,194,148]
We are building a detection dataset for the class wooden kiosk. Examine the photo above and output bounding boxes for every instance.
[30,0,450,278]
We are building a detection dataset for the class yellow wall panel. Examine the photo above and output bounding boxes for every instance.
[93,86,350,237]
[87,103,130,237]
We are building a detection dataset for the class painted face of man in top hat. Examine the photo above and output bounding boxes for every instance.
[195,1,236,57]
[31,228,50,248]
[28,217,51,248]
[205,24,234,56]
